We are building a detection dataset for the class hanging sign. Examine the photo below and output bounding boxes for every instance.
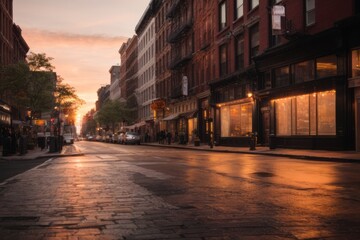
[182,76,188,96]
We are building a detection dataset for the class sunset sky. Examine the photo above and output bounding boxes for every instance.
[13,0,150,127]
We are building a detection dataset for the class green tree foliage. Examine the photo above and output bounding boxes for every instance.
[82,118,97,136]
[0,52,83,120]
[27,52,55,72]
[0,61,55,113]
[95,100,131,131]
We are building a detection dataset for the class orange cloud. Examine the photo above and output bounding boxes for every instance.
[22,28,128,124]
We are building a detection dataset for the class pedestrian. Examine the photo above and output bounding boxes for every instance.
[166,131,172,145]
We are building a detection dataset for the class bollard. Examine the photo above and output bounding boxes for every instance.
[249,132,256,151]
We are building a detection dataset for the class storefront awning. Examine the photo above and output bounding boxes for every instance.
[162,113,180,121]
[126,121,146,129]
[180,111,198,119]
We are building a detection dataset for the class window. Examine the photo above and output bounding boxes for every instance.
[292,60,315,83]
[235,0,243,19]
[249,23,259,60]
[274,66,289,87]
[221,103,253,137]
[219,1,227,31]
[235,34,244,70]
[316,55,337,79]
[275,91,336,136]
[219,44,228,76]
[249,0,259,10]
[352,49,360,78]
[306,0,315,26]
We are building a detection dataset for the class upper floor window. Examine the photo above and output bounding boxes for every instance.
[235,34,244,70]
[249,23,259,60]
[219,44,228,76]
[235,0,243,19]
[306,0,315,26]
[249,0,259,10]
[219,1,227,31]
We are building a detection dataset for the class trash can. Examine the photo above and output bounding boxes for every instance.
[2,136,11,156]
[249,132,257,151]
[49,136,57,153]
[269,134,276,150]
[19,135,27,155]
[38,137,46,150]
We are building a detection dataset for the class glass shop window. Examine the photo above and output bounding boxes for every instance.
[316,55,337,79]
[352,49,360,78]
[274,66,289,87]
[275,90,336,136]
[221,103,253,137]
[292,60,315,83]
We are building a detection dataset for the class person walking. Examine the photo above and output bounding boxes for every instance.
[166,131,172,145]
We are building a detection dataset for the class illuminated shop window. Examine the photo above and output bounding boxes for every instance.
[220,103,253,137]
[352,49,360,77]
[274,90,336,136]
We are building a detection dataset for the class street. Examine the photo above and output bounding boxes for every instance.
[0,141,359,239]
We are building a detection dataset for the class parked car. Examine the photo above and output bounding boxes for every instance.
[121,132,141,145]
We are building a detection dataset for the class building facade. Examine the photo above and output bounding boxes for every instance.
[253,0,360,151]
[154,0,171,134]
[1,0,29,124]
[109,65,121,101]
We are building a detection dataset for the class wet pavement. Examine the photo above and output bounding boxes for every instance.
[0,141,359,239]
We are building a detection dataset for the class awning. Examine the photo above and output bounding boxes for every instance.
[180,111,198,119]
[162,113,180,121]
[126,121,146,129]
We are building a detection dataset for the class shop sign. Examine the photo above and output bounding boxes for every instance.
[151,99,166,110]
[182,76,188,96]
[272,5,285,31]
[32,119,46,126]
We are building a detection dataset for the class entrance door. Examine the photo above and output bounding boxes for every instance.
[261,108,270,146]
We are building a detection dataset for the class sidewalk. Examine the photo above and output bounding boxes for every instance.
[142,142,360,163]
[0,144,83,161]
[1,142,359,162]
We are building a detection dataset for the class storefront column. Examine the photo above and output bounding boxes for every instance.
[355,88,360,152]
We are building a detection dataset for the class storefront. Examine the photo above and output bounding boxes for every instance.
[0,100,11,126]
[216,99,254,146]
[211,71,255,147]
[255,23,356,150]
[349,49,360,152]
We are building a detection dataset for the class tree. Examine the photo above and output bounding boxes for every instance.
[0,61,56,114]
[27,52,55,72]
[55,80,85,124]
[95,100,131,132]
[1,52,83,121]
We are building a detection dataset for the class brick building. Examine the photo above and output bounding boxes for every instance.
[154,0,171,133]
[119,35,139,126]
[254,0,360,151]
[1,0,29,125]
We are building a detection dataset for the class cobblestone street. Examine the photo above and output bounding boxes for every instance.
[0,142,360,239]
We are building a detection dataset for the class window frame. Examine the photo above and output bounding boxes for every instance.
[235,34,244,71]
[249,0,259,11]
[219,1,227,31]
[305,0,315,26]
[219,44,228,76]
[235,0,244,20]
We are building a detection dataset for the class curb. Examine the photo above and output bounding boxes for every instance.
[142,143,360,163]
